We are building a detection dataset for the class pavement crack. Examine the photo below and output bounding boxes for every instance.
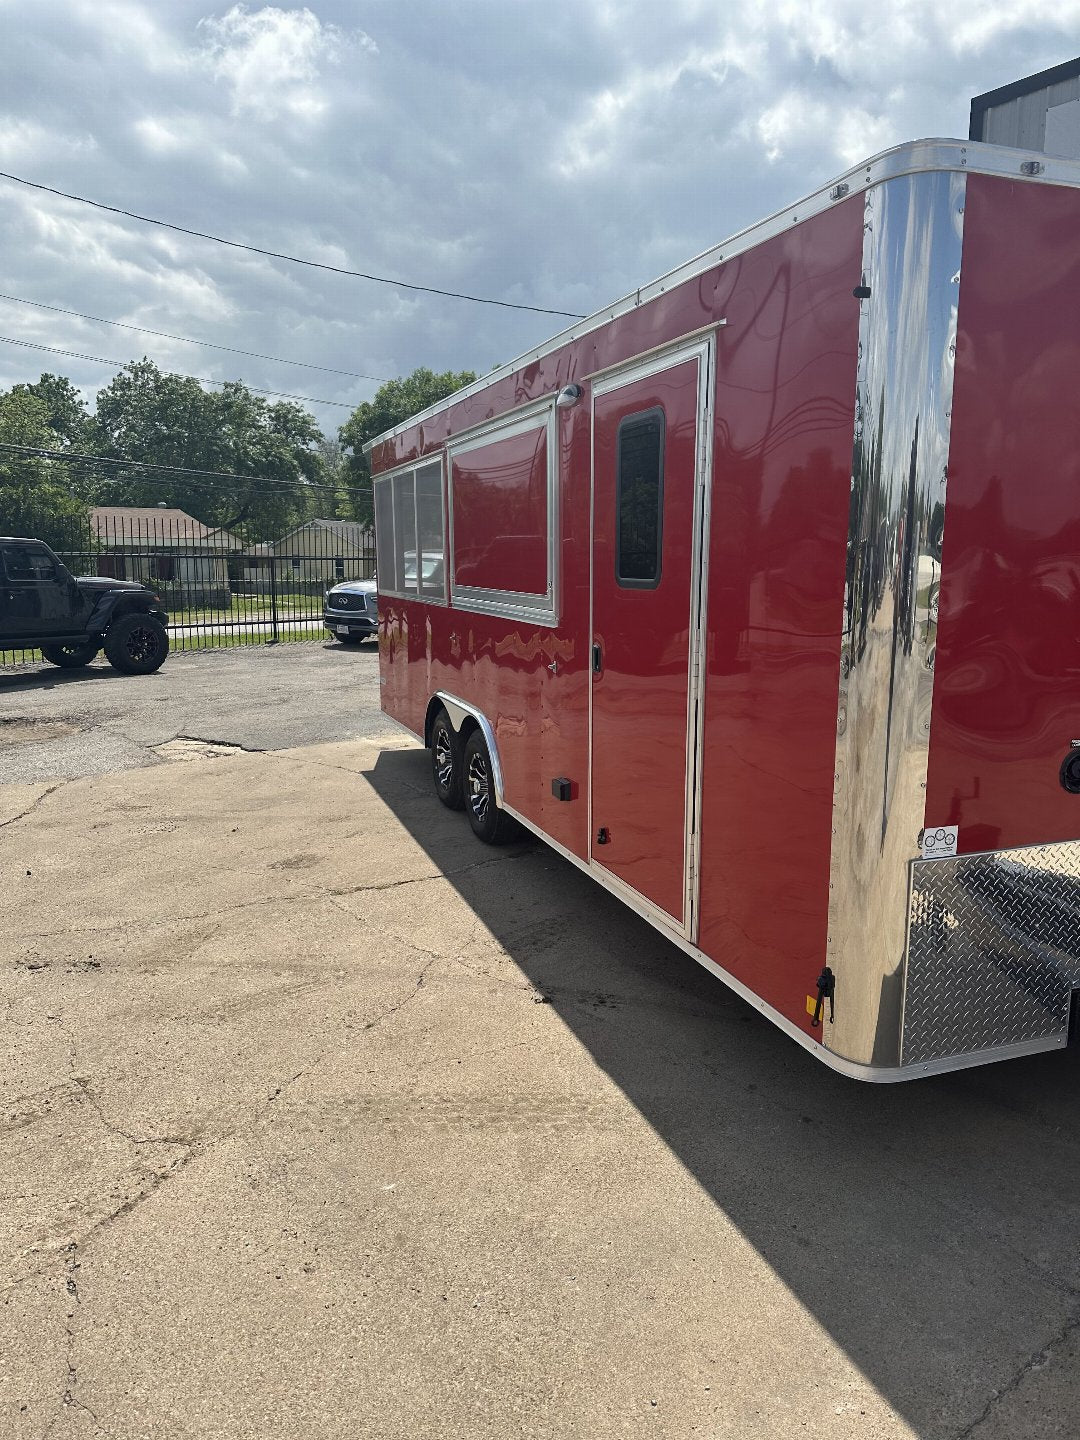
[361,954,437,1033]
[51,1242,115,1440]
[73,1078,196,1149]
[20,887,324,943]
[954,1308,1080,1438]
[168,733,266,754]
[0,782,65,830]
[327,848,531,898]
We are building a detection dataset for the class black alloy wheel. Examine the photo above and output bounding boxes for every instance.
[103,614,170,675]
[430,708,465,809]
[462,728,517,844]
[40,640,101,668]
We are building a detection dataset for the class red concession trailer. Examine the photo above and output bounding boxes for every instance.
[367,139,1080,1081]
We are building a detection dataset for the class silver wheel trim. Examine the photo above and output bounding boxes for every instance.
[434,727,454,788]
[467,751,489,823]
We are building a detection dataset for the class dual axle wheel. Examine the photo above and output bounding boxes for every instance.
[429,706,516,845]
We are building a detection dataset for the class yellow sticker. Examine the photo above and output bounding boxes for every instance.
[806,995,819,1018]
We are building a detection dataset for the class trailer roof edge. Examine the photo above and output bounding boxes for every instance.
[363,137,1080,457]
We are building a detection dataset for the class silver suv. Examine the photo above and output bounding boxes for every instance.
[324,578,377,643]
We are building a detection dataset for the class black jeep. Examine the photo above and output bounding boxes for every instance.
[0,537,170,674]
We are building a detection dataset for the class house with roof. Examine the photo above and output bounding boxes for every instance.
[90,505,241,605]
[271,518,374,585]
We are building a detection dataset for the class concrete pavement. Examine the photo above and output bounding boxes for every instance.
[2,646,1080,1438]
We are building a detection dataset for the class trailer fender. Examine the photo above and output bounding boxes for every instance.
[431,691,505,809]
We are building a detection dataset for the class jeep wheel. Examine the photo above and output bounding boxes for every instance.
[103,614,169,675]
[40,640,101,668]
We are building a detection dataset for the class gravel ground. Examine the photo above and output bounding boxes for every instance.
[0,639,400,784]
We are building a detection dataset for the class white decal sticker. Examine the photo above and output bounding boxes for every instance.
[921,825,958,860]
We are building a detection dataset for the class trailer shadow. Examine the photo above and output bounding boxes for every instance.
[368,745,1080,1439]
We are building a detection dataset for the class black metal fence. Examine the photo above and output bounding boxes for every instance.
[1,509,376,668]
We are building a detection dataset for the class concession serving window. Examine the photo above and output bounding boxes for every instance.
[447,398,559,625]
[373,457,447,603]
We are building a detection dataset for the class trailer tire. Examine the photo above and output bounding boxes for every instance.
[463,729,516,845]
[430,707,465,810]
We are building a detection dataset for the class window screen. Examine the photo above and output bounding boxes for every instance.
[392,473,417,594]
[415,461,446,600]
[372,459,447,603]
[373,479,395,591]
[616,409,665,588]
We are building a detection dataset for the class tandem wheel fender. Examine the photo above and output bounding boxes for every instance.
[430,691,506,808]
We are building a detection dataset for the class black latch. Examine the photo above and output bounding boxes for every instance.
[810,967,835,1028]
[592,642,602,674]
[551,777,573,802]
[853,284,872,299]
[596,826,610,845]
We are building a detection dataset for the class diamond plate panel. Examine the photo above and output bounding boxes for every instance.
[902,841,1080,1065]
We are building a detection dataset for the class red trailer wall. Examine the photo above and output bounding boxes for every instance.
[452,427,550,595]
[695,207,862,1031]
[925,175,1080,854]
[377,198,863,1029]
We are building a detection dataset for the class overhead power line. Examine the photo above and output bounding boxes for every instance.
[0,333,356,409]
[0,292,388,382]
[0,169,588,320]
[0,441,373,494]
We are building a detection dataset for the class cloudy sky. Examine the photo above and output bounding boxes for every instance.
[1,0,1079,439]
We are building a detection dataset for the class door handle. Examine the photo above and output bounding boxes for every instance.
[592,642,602,674]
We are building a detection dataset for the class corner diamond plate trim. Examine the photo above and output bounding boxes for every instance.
[902,841,1080,1066]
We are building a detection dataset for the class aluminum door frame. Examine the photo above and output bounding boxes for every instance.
[588,331,716,943]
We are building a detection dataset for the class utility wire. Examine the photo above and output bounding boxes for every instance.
[0,334,356,409]
[0,169,588,320]
[0,441,373,494]
[0,292,389,382]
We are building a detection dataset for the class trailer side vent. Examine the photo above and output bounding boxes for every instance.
[551,777,573,802]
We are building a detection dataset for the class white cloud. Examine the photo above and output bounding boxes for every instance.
[133,116,185,156]
[3,1,1080,428]
[198,4,375,122]
[0,117,97,165]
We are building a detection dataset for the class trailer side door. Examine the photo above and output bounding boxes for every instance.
[590,338,712,933]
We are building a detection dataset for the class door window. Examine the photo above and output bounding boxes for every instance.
[616,408,665,589]
[1,544,59,583]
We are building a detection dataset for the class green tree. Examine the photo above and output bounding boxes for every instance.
[90,360,325,539]
[338,367,476,524]
[0,384,88,543]
[15,373,91,450]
